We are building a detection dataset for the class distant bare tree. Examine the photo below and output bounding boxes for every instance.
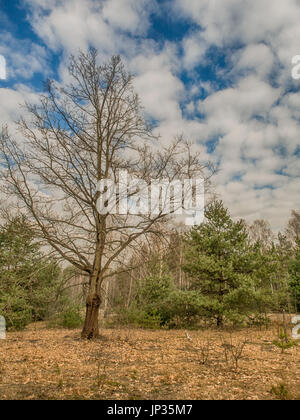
[248,219,274,249]
[286,210,300,243]
[0,49,212,339]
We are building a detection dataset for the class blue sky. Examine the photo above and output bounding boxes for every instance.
[0,0,299,231]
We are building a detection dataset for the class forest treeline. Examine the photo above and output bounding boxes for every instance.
[1,201,299,331]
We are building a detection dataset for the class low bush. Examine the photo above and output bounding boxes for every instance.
[48,305,84,329]
[0,288,32,330]
[110,306,162,329]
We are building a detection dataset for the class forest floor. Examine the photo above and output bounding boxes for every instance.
[0,323,299,400]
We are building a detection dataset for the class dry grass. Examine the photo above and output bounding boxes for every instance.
[0,323,299,400]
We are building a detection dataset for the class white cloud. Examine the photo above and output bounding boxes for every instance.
[181,33,207,70]
[0,32,49,80]
[0,0,299,231]
[171,0,300,231]
[0,85,39,127]
[131,47,184,123]
[102,0,153,34]
[25,0,114,53]
[199,76,281,128]
[24,0,156,54]
[176,0,300,87]
[234,43,275,80]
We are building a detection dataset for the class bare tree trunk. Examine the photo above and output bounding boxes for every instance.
[217,315,223,328]
[81,292,101,339]
[282,310,288,343]
[127,270,133,308]
[104,278,109,316]
[179,240,183,289]
[81,268,102,339]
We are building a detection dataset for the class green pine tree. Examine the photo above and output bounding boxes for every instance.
[0,217,61,329]
[183,200,275,327]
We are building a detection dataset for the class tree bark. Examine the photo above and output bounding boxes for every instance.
[217,315,223,328]
[81,293,101,339]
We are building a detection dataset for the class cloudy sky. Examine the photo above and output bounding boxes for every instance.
[0,0,299,231]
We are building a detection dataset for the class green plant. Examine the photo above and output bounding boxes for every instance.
[271,383,291,400]
[48,305,84,329]
[0,289,32,330]
[0,217,63,330]
[183,201,287,327]
[112,306,162,329]
[273,328,297,354]
[156,290,205,328]
[61,306,83,329]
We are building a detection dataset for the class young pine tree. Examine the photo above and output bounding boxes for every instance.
[183,200,268,327]
[0,217,61,329]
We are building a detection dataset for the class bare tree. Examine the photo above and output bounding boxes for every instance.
[248,219,274,250]
[0,49,212,339]
[286,210,300,243]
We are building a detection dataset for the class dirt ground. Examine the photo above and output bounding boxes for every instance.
[0,323,299,400]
